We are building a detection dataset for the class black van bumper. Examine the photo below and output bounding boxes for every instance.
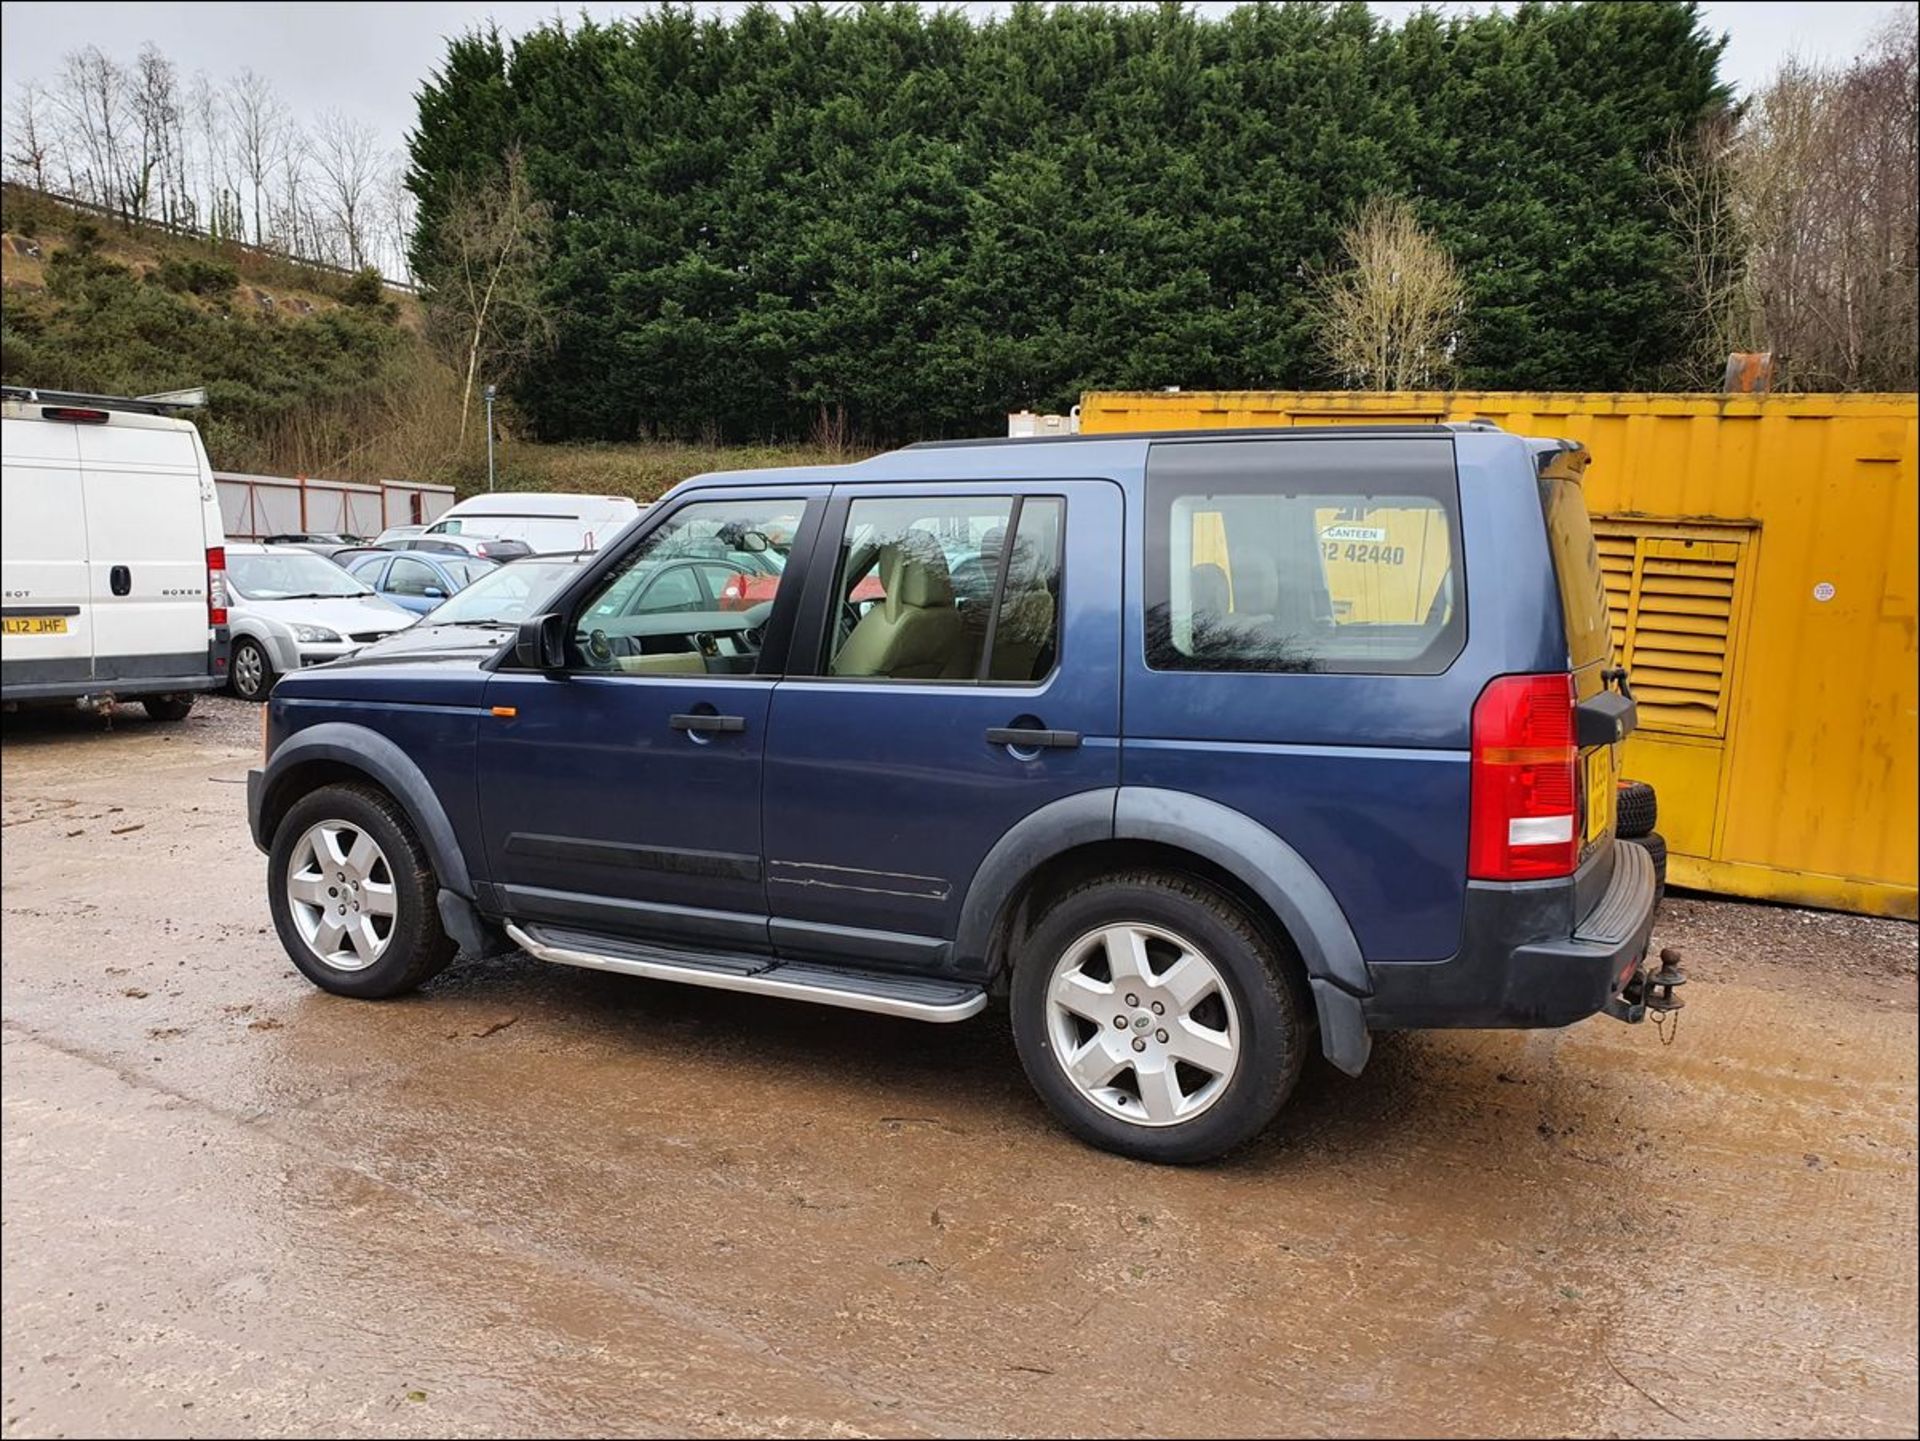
[1363,841,1659,1030]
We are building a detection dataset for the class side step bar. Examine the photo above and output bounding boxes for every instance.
[504,922,988,1023]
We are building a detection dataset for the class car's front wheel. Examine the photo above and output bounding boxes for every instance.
[267,782,456,998]
[1010,870,1308,1164]
[230,637,274,702]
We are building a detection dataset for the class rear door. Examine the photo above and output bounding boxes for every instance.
[760,479,1122,970]
[78,419,211,685]
[1,417,95,690]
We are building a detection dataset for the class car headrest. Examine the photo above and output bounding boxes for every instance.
[878,530,954,613]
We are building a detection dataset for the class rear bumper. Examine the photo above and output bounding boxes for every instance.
[1364,841,1658,1029]
[2,670,224,702]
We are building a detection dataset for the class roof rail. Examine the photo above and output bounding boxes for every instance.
[1,385,207,415]
[902,422,1476,450]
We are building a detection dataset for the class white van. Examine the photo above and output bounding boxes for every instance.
[1,388,230,719]
[423,492,642,553]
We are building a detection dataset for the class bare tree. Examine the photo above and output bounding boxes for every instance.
[422,148,555,444]
[4,81,56,190]
[226,68,285,246]
[378,165,419,284]
[1314,195,1465,390]
[1673,15,1919,391]
[125,43,179,222]
[310,110,380,268]
[57,46,127,210]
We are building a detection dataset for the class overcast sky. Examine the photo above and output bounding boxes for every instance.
[3,0,1909,171]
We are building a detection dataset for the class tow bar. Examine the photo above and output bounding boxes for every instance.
[1607,947,1688,1026]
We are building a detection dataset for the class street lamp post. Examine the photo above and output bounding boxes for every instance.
[484,384,497,493]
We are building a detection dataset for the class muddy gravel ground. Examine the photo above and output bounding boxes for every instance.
[3,696,1916,1440]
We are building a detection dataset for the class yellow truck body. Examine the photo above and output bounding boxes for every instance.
[1080,390,1919,920]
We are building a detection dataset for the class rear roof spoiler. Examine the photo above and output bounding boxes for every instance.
[1528,437,1592,483]
[1,385,207,416]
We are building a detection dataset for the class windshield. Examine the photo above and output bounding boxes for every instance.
[427,557,585,625]
[228,551,370,599]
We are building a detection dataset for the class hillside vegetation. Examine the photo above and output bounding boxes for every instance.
[0,186,835,497]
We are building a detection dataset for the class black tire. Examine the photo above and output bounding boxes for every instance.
[267,781,456,999]
[1625,830,1668,904]
[1616,780,1658,839]
[1010,870,1308,1165]
[142,694,195,722]
[230,637,274,702]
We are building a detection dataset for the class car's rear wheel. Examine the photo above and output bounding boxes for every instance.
[268,782,456,998]
[142,694,195,722]
[1010,871,1307,1164]
[230,638,273,702]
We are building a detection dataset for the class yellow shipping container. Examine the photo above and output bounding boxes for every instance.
[1081,390,1919,920]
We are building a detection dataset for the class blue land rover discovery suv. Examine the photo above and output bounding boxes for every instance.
[248,425,1659,1163]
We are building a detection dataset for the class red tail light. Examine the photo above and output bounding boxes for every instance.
[206,546,228,626]
[1469,673,1578,881]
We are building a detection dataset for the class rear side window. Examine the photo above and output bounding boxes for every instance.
[1145,438,1465,675]
[1538,478,1612,670]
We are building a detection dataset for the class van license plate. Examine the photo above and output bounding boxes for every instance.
[1585,748,1614,842]
[2,617,68,636]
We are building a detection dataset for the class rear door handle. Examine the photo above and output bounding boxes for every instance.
[986,726,1081,750]
[671,712,746,734]
[109,565,131,596]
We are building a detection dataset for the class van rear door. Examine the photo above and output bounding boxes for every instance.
[1,416,96,688]
[1538,453,1629,855]
[78,418,213,686]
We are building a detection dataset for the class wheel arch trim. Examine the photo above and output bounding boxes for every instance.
[954,785,1374,1076]
[254,722,473,898]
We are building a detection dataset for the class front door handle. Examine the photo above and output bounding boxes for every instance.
[671,712,746,734]
[986,725,1081,750]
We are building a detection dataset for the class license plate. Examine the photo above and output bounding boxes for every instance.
[2,616,68,636]
[1585,747,1615,842]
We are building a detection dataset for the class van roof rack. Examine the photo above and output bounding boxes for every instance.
[1,385,207,415]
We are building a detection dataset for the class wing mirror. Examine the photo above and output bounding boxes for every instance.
[515,611,568,671]
[423,586,445,599]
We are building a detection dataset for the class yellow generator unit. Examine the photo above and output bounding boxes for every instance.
[1081,390,1919,920]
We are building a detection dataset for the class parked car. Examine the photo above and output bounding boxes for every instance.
[424,492,642,552]
[343,549,496,615]
[1,386,229,720]
[400,533,532,561]
[350,552,593,655]
[224,544,415,700]
[263,532,369,559]
[248,425,1660,1164]
[374,524,426,547]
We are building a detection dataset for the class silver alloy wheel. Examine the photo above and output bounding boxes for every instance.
[285,820,398,971]
[1045,922,1241,1127]
[233,641,266,698]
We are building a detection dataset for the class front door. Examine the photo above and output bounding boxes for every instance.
[762,479,1123,971]
[477,490,821,953]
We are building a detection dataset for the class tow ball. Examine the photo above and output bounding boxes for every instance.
[1644,948,1687,1013]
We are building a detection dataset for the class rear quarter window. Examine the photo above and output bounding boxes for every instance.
[1145,437,1466,675]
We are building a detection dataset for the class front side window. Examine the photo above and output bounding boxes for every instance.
[1146,446,1465,674]
[825,495,1062,683]
[571,498,804,677]
[387,556,444,597]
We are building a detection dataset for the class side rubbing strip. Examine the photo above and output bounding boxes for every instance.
[505,832,761,882]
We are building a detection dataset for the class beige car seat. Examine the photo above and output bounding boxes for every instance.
[832,531,963,679]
